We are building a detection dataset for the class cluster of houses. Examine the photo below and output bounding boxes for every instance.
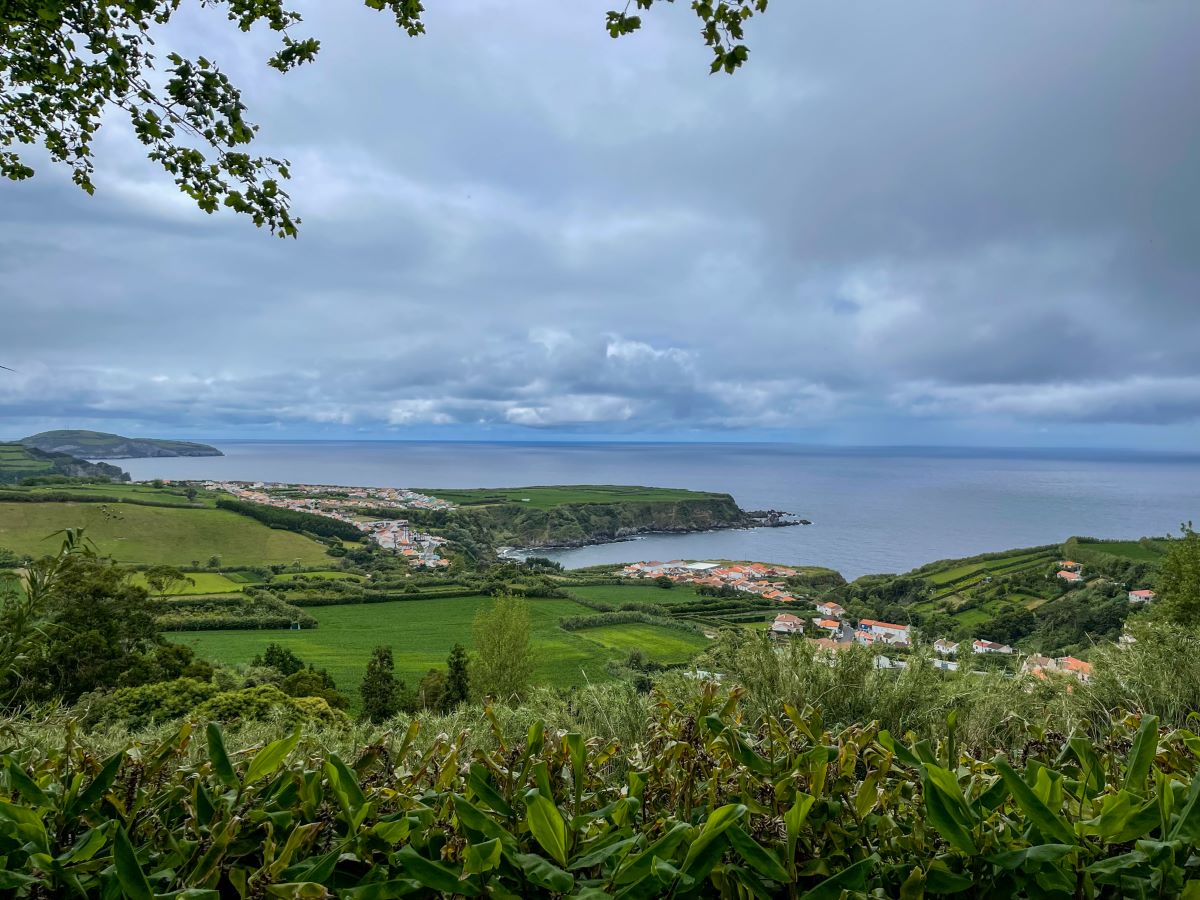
[366,520,450,568]
[1057,560,1156,603]
[1021,654,1093,683]
[620,560,803,601]
[210,481,452,570]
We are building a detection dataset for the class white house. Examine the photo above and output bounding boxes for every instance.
[857,619,910,646]
[933,639,959,656]
[1057,570,1083,583]
[972,639,1013,655]
[770,613,804,635]
[815,601,846,618]
[1128,589,1156,603]
[933,658,959,672]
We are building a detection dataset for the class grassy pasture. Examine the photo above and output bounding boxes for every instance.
[271,570,364,583]
[421,485,725,510]
[1077,540,1170,563]
[166,595,709,701]
[571,623,709,662]
[22,483,211,506]
[129,571,244,595]
[0,502,330,567]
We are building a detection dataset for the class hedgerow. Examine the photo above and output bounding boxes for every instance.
[1,686,1198,897]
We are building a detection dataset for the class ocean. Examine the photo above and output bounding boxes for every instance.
[118,442,1200,579]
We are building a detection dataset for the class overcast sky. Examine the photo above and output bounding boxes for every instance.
[2,0,1198,447]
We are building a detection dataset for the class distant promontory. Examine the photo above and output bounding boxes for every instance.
[20,430,223,459]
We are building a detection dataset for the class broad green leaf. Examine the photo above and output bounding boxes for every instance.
[784,793,816,865]
[4,759,49,807]
[393,845,478,896]
[680,803,746,876]
[798,856,876,900]
[68,751,124,818]
[922,774,976,854]
[339,881,423,900]
[113,826,154,900]
[569,833,639,870]
[453,794,514,848]
[992,757,1076,845]
[988,843,1073,870]
[514,852,574,893]
[727,825,789,883]
[264,885,332,899]
[1123,715,1160,794]
[206,723,238,788]
[245,728,301,786]
[1169,774,1200,842]
[524,789,568,866]
[464,838,502,875]
[324,754,366,814]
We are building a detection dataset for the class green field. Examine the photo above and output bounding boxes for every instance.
[0,444,53,476]
[167,595,709,700]
[129,571,244,595]
[0,502,330,566]
[422,485,725,510]
[1074,540,1170,563]
[20,483,210,506]
[565,582,705,606]
[571,623,709,662]
[272,570,364,583]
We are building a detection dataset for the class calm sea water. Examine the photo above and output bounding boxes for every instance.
[119,442,1200,579]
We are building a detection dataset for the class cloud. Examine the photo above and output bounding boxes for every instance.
[1,0,1198,446]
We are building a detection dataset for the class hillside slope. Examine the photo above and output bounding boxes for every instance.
[0,442,128,485]
[20,429,222,458]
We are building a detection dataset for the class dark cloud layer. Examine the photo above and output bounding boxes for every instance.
[1,0,1198,445]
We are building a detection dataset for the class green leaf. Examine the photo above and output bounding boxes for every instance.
[68,751,124,817]
[680,803,746,876]
[514,851,574,893]
[1169,774,1200,842]
[727,825,789,883]
[524,789,568,866]
[988,843,1074,870]
[113,826,154,900]
[464,838,502,875]
[245,728,301,785]
[453,794,514,848]
[4,759,49,807]
[1123,715,1160,794]
[798,856,876,900]
[339,881,423,899]
[992,756,1076,845]
[569,833,639,870]
[922,773,977,854]
[206,722,239,788]
[784,793,815,866]
[393,845,478,896]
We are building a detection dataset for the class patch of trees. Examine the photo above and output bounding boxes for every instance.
[559,611,705,637]
[155,590,315,631]
[215,498,362,541]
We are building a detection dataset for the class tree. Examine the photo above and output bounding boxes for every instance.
[655,575,675,590]
[471,595,533,703]
[207,555,222,569]
[416,668,446,712]
[251,642,305,677]
[184,486,198,503]
[1158,524,1200,626]
[360,645,401,723]
[143,565,193,599]
[444,642,470,709]
[1,1,766,237]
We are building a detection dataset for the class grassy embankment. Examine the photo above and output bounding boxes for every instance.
[0,498,330,567]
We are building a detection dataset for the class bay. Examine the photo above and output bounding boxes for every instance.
[118,441,1200,579]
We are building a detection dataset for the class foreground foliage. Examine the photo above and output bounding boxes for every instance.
[2,684,1199,898]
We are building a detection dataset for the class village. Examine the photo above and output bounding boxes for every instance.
[622,556,1160,684]
[206,480,454,569]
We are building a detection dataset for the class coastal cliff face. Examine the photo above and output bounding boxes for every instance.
[459,495,753,548]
